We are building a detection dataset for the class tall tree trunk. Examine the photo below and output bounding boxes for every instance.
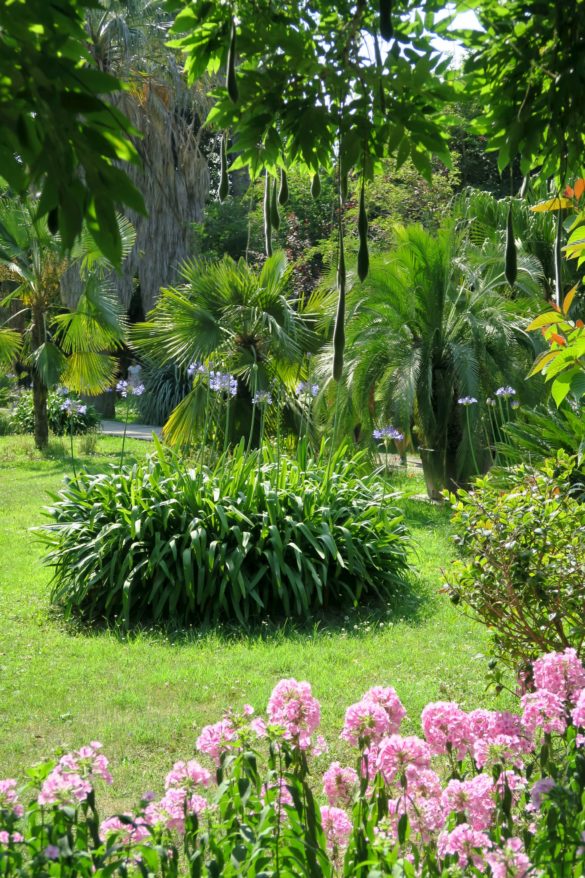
[31,304,49,449]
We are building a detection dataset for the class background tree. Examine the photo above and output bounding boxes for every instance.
[85,0,213,315]
[321,223,541,497]
[0,197,133,448]
[0,0,144,264]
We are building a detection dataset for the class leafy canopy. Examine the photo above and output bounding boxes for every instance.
[0,0,145,264]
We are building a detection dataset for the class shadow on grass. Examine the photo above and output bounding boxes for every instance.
[47,567,438,650]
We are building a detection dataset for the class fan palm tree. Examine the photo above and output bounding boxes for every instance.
[327,223,543,498]
[131,251,322,445]
[0,195,133,448]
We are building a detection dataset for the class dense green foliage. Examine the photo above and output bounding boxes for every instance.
[0,0,144,263]
[40,441,409,628]
[9,391,100,437]
[446,453,585,667]
[135,362,192,427]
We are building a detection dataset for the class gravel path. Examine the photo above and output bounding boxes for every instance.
[100,420,162,440]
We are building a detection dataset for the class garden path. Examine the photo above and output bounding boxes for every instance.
[100,419,162,440]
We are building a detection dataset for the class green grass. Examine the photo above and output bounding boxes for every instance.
[0,434,507,812]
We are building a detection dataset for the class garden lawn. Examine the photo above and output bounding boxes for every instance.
[0,435,505,812]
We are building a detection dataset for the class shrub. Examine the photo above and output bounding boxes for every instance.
[39,441,410,628]
[9,390,100,436]
[2,649,585,877]
[445,452,585,667]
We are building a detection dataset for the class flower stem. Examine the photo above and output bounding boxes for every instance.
[466,407,480,476]
[69,417,77,481]
[120,397,130,468]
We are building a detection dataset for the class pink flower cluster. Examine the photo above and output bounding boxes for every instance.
[267,678,321,750]
[0,831,23,845]
[322,762,358,807]
[320,805,352,853]
[0,780,24,818]
[341,686,405,747]
[38,741,112,809]
[196,719,236,764]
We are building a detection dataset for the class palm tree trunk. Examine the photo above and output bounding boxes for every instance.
[31,304,49,449]
[419,446,446,501]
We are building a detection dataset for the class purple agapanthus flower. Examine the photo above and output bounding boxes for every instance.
[458,396,478,406]
[252,390,273,406]
[116,379,128,398]
[132,383,145,397]
[486,397,496,407]
[495,386,516,398]
[296,381,319,398]
[373,426,404,442]
[209,370,238,397]
[187,361,206,379]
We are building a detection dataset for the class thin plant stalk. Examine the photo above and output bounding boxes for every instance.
[120,396,131,468]
[276,384,281,486]
[465,407,480,476]
[199,377,212,470]
[223,395,231,455]
[247,363,258,452]
[69,416,77,481]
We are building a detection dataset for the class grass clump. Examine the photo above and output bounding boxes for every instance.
[39,440,410,628]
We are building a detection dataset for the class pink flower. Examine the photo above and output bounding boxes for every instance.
[196,719,236,764]
[421,701,472,760]
[261,780,294,819]
[250,717,267,737]
[59,743,112,784]
[389,793,444,843]
[242,704,255,716]
[532,649,585,703]
[100,814,152,844]
[521,690,567,735]
[437,823,492,871]
[473,735,528,770]
[571,690,585,728]
[38,767,92,807]
[486,837,532,878]
[322,762,358,807]
[320,806,352,853]
[341,699,390,747]
[530,777,555,810]
[0,831,9,845]
[0,779,24,818]
[404,767,442,800]
[441,774,495,830]
[44,845,61,859]
[165,760,211,790]
[157,788,207,833]
[267,679,321,750]
[376,735,432,784]
[10,833,23,844]
[363,686,406,732]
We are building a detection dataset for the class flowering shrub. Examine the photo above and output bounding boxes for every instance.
[39,441,409,627]
[2,649,585,876]
[9,390,100,436]
[445,453,585,668]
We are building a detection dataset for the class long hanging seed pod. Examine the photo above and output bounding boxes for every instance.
[278,168,289,205]
[264,172,273,257]
[504,203,517,288]
[554,205,563,307]
[218,132,229,202]
[311,171,321,198]
[373,33,386,114]
[379,0,393,40]
[270,177,280,230]
[333,194,346,382]
[226,20,239,103]
[357,177,369,282]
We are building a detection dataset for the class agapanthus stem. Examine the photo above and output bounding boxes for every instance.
[69,418,77,481]
[466,407,480,476]
[120,398,130,468]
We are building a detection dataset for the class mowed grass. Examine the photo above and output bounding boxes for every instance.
[0,434,506,811]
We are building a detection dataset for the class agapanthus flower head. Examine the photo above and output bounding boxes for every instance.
[373,426,404,442]
[187,361,206,379]
[77,404,87,415]
[296,381,319,398]
[56,385,69,396]
[60,398,73,412]
[510,399,520,409]
[132,383,145,397]
[267,678,321,750]
[252,390,273,406]
[486,397,496,407]
[458,396,478,406]
[61,399,87,416]
[209,370,238,397]
[495,385,516,398]
[116,379,128,397]
[532,648,585,702]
